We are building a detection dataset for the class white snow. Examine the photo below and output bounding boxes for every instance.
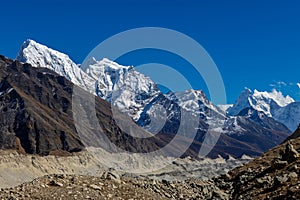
[272,102,300,131]
[85,57,160,120]
[228,87,299,131]
[166,89,226,118]
[218,104,233,113]
[228,88,294,117]
[16,39,96,94]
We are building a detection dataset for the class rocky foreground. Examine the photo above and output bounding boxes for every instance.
[0,138,299,199]
[0,174,229,200]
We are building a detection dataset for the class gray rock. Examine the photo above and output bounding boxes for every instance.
[272,160,288,169]
[282,142,299,163]
[101,169,120,181]
[288,172,298,179]
[89,184,101,190]
[48,180,63,187]
[274,174,288,185]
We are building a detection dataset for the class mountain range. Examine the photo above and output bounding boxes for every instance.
[0,39,298,159]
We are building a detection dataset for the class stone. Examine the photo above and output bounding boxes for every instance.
[48,180,63,187]
[274,174,288,185]
[272,160,288,169]
[89,184,101,190]
[288,172,298,178]
[101,170,120,181]
[282,142,299,163]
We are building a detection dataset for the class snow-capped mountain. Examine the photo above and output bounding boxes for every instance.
[85,57,160,120]
[227,88,298,131]
[227,88,294,117]
[137,88,290,158]
[138,89,227,135]
[272,102,300,131]
[16,40,160,120]
[166,90,226,118]
[16,39,96,94]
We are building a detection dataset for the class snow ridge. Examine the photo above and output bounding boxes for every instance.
[227,88,294,117]
[228,87,298,131]
[16,39,96,93]
[85,57,160,120]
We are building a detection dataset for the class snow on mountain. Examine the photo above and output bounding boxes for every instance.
[218,104,233,113]
[16,39,96,93]
[16,39,160,120]
[84,57,161,120]
[272,102,300,131]
[227,88,294,117]
[166,90,226,119]
[227,88,299,131]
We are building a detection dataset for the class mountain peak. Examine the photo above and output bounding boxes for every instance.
[253,89,294,107]
[228,88,294,117]
[16,39,96,93]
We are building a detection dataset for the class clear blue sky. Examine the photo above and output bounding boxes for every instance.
[0,0,300,103]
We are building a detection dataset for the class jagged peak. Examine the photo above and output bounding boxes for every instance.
[85,57,132,71]
[17,39,72,63]
[228,87,295,117]
[253,89,294,107]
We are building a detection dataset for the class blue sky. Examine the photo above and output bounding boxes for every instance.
[0,0,300,103]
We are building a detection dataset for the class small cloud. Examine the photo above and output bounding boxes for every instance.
[277,81,287,86]
[269,81,300,101]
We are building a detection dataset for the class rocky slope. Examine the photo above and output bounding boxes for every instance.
[0,55,168,155]
[213,125,300,199]
[0,174,229,200]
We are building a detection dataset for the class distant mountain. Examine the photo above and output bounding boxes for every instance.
[227,88,294,116]
[273,102,300,132]
[228,88,299,131]
[138,89,290,158]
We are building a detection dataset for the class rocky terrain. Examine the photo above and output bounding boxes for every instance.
[215,125,300,199]
[0,127,299,199]
[0,174,229,200]
[0,148,251,188]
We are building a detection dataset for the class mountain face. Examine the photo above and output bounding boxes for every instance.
[13,40,293,158]
[0,55,84,154]
[17,40,160,121]
[0,55,171,155]
[138,89,290,158]
[215,125,300,199]
[227,88,298,131]
[16,39,96,94]
[85,57,160,120]
[272,102,300,132]
[227,88,294,117]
